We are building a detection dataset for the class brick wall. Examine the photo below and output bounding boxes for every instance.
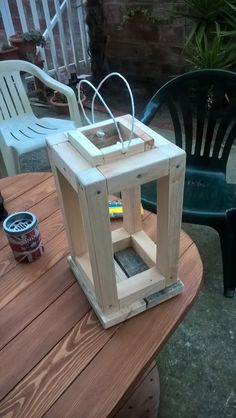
[103,0,188,86]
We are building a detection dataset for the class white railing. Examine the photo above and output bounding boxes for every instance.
[0,0,90,80]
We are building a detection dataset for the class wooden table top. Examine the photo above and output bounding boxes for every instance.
[0,172,203,418]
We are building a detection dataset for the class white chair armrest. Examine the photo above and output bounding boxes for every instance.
[5,60,81,127]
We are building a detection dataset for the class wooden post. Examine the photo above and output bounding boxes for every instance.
[157,153,186,285]
[76,167,119,314]
[122,186,142,235]
[54,168,87,257]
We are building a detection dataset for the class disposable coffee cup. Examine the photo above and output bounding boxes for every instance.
[3,211,44,262]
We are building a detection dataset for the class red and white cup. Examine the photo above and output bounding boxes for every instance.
[3,211,44,262]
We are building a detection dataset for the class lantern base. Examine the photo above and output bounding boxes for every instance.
[68,255,184,328]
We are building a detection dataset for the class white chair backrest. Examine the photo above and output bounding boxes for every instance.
[0,61,36,122]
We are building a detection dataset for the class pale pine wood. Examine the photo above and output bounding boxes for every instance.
[0,173,202,418]
[47,118,187,328]
[76,167,119,314]
[68,129,146,165]
[122,186,142,235]
[68,256,147,329]
[55,168,88,257]
[67,129,104,166]
[112,227,131,252]
[141,212,194,259]
[100,138,145,164]
[69,116,154,166]
[45,132,68,146]
[79,118,120,148]
[131,230,156,267]
[75,252,93,283]
[117,114,155,150]
[98,147,170,193]
[128,118,175,148]
[157,152,186,285]
[118,267,165,306]
[47,139,91,191]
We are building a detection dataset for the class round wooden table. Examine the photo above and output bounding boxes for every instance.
[0,173,203,417]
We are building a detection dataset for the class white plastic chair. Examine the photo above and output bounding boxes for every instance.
[0,60,81,176]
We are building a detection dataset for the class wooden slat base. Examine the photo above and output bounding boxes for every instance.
[114,362,160,418]
[68,254,184,328]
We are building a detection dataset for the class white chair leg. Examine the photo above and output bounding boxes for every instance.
[1,146,20,176]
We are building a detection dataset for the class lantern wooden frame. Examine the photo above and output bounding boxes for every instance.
[47,115,186,328]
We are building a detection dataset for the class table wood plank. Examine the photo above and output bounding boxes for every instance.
[44,243,202,418]
[4,176,56,214]
[0,230,69,310]
[0,312,118,418]
[0,173,52,202]
[0,259,75,350]
[0,283,90,401]
[114,362,160,418]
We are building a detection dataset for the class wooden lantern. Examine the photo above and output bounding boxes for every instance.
[47,115,186,328]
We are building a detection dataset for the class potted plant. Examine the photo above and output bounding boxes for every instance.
[186,30,236,69]
[0,42,19,61]
[177,0,236,69]
[9,29,46,62]
[50,87,86,116]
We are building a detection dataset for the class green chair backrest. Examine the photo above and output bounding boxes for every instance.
[141,69,236,175]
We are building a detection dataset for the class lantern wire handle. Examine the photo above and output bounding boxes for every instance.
[77,72,135,153]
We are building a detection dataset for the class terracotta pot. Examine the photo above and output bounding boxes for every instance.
[49,98,70,116]
[0,46,19,61]
[9,35,37,61]
[50,94,86,116]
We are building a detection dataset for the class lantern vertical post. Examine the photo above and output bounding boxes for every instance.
[156,152,186,285]
[75,167,119,314]
[122,186,142,235]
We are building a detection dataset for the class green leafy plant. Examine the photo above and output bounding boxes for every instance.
[179,0,236,45]
[187,30,236,69]
[177,0,236,69]
[219,2,236,37]
[22,30,46,47]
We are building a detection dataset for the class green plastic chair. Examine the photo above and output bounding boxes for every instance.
[140,69,236,297]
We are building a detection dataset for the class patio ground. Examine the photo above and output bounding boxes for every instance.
[0,86,236,418]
